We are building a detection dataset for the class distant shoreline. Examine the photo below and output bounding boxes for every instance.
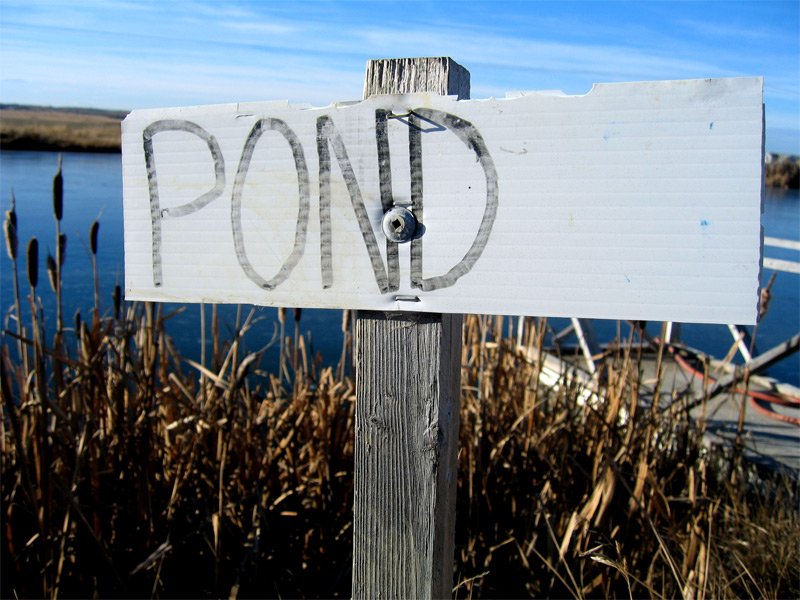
[1,139,120,154]
[1,104,123,154]
[1,104,798,189]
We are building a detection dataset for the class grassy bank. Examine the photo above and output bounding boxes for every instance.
[0,105,124,153]
[2,163,798,598]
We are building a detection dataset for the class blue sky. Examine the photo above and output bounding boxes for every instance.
[0,0,797,153]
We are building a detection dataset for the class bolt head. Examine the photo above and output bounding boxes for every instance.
[382,206,417,243]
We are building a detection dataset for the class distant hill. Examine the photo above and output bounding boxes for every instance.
[0,103,129,120]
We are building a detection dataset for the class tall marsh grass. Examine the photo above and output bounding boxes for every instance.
[2,165,798,598]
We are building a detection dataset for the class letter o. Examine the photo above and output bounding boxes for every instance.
[231,118,310,289]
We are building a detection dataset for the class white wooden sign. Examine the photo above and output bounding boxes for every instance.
[122,77,764,324]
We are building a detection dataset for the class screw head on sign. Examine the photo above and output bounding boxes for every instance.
[382,206,417,243]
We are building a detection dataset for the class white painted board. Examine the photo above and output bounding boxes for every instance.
[122,77,764,324]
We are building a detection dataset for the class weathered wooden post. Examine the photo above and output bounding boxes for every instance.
[352,57,469,599]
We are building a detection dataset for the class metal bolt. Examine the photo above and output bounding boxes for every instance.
[382,206,417,243]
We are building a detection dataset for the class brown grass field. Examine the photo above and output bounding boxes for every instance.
[0,106,124,153]
[1,161,798,598]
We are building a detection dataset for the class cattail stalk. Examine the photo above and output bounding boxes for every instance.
[200,302,206,367]
[211,303,219,368]
[53,156,64,336]
[27,238,39,292]
[53,155,63,221]
[58,233,67,267]
[89,220,100,322]
[200,302,207,405]
[27,236,52,595]
[73,309,82,357]
[4,192,27,371]
[4,192,18,259]
[278,307,286,386]
[47,253,58,293]
[113,285,121,321]
[46,249,63,387]
[337,309,351,381]
[750,271,778,355]
[293,308,302,382]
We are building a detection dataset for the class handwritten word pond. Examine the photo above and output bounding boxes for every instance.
[122,77,763,324]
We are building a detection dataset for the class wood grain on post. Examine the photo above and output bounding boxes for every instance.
[362,57,470,100]
[352,57,468,599]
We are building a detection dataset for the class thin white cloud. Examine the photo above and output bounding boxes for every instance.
[353,25,724,82]
[673,17,795,45]
[220,20,300,36]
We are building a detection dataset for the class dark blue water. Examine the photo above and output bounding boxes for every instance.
[1,150,798,385]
